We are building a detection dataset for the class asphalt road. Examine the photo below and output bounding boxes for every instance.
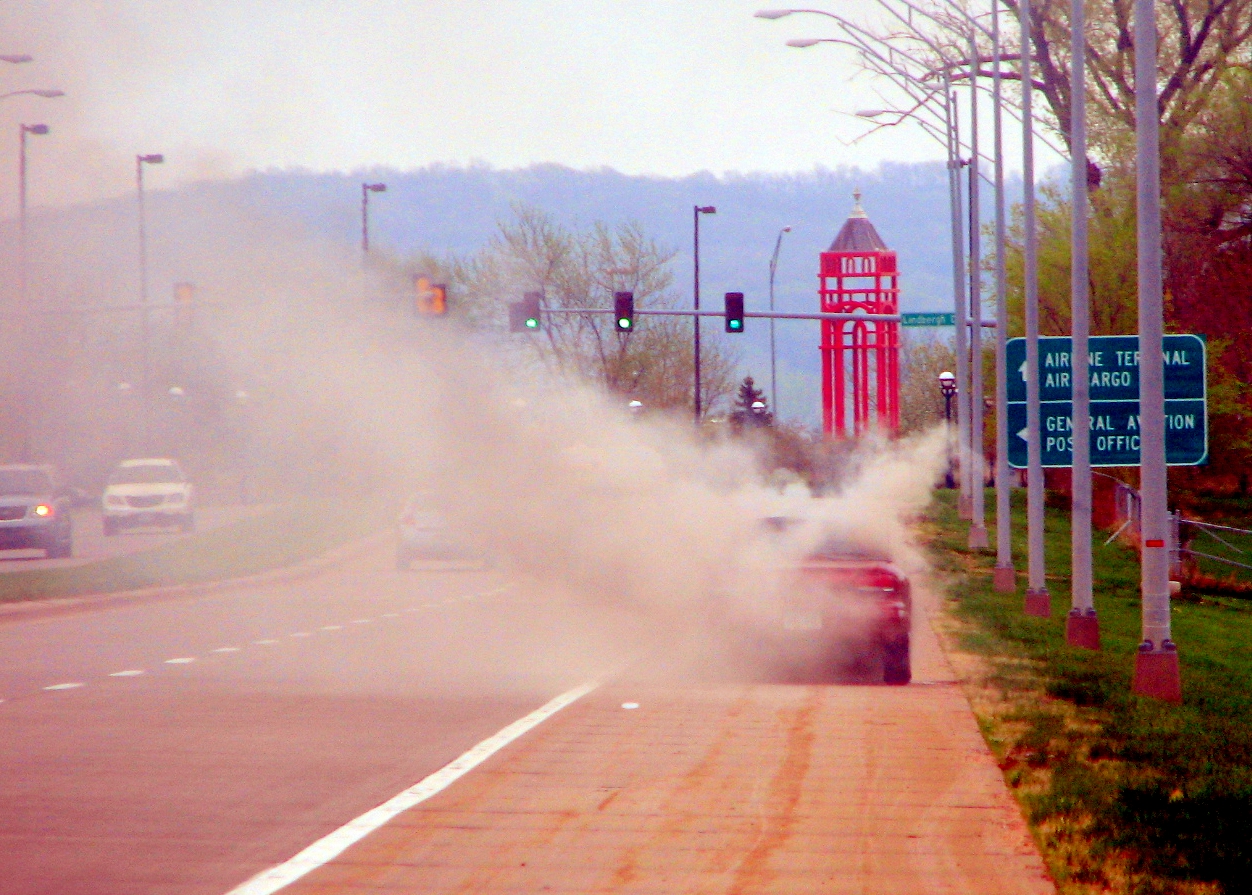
[0,504,267,570]
[0,542,633,895]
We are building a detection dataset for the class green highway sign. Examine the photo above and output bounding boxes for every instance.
[1005,334,1207,468]
[1006,334,1205,403]
[901,312,955,327]
[1007,400,1208,468]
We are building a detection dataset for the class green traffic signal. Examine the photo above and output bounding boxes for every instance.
[724,292,745,333]
[614,291,634,332]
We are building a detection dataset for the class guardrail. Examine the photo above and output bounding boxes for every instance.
[1103,473,1252,581]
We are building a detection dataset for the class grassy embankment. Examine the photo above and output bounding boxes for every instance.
[0,501,383,604]
[922,489,1252,895]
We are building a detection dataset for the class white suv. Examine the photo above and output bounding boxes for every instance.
[102,458,195,535]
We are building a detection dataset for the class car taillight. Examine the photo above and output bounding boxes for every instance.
[34,504,53,517]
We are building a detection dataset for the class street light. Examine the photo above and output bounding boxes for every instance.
[137,152,164,450]
[768,225,792,421]
[19,123,49,304]
[939,371,957,489]
[693,204,716,422]
[361,182,387,256]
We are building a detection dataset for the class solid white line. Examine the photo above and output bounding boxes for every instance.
[223,679,599,895]
[109,670,145,677]
[44,682,85,691]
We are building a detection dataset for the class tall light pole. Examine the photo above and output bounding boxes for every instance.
[1022,0,1049,618]
[361,181,386,257]
[19,122,49,304]
[137,152,164,451]
[991,0,1015,589]
[1133,0,1180,701]
[768,225,792,418]
[1067,0,1098,644]
[693,204,716,422]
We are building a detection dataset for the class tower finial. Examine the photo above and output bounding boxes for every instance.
[851,188,867,218]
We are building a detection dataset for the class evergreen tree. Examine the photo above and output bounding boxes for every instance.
[730,376,773,430]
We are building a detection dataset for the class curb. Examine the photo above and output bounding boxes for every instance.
[0,530,391,625]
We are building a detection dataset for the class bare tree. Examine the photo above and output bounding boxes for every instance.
[439,204,737,415]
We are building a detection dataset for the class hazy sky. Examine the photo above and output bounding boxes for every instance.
[1,1,1043,212]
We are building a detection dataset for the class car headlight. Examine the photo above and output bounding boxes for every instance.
[34,504,53,517]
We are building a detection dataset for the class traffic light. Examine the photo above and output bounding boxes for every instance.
[415,276,448,316]
[614,291,634,332]
[724,292,745,333]
[509,291,542,332]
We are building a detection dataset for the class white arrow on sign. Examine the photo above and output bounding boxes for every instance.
[1017,427,1030,441]
[1019,361,1029,382]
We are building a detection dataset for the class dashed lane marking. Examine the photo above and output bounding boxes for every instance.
[43,682,85,691]
[351,618,372,624]
[212,647,242,653]
[290,632,312,638]
[320,625,343,631]
[225,679,600,895]
[165,657,196,665]
[255,639,280,645]
[109,670,145,677]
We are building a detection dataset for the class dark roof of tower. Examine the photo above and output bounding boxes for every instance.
[827,190,889,252]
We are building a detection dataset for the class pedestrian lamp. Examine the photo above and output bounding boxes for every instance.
[939,371,958,489]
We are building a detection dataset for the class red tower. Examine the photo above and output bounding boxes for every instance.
[820,191,900,437]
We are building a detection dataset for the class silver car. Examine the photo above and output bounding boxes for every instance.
[0,464,73,559]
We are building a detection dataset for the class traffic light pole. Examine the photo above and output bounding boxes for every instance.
[535,308,902,323]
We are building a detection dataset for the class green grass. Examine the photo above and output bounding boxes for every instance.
[0,501,384,604]
[924,489,1252,894]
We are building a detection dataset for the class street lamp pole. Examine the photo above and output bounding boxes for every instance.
[137,152,164,451]
[19,123,48,304]
[768,225,792,418]
[361,182,386,257]
[693,204,716,422]
[966,20,988,550]
[991,0,1015,590]
[1022,0,1049,617]
[1133,0,1180,700]
[940,371,957,488]
[1067,0,1099,644]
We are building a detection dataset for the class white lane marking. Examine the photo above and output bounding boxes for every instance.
[212,647,242,653]
[225,679,600,895]
[622,702,640,710]
[320,625,343,631]
[290,632,312,638]
[255,639,280,645]
[43,682,85,691]
[381,612,399,618]
[109,670,145,677]
[165,657,196,665]
[351,618,372,625]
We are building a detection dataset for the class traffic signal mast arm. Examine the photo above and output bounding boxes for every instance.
[530,308,902,322]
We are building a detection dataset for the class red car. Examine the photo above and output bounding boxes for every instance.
[729,518,912,684]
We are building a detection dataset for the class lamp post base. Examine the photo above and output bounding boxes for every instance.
[993,565,1016,592]
[968,523,989,549]
[958,492,973,519]
[1133,646,1181,703]
[1065,609,1101,650]
[1024,588,1050,617]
